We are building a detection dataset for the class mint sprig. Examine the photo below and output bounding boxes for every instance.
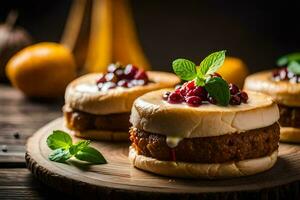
[46,130,107,164]
[277,52,300,75]
[277,52,300,67]
[205,77,230,106]
[172,50,230,106]
[198,50,226,77]
[172,58,197,80]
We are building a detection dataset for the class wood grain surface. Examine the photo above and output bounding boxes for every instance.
[26,118,300,199]
[0,84,67,199]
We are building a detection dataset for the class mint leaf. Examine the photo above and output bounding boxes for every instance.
[47,130,72,150]
[198,50,226,77]
[205,77,230,106]
[172,59,197,81]
[75,146,107,164]
[195,76,205,86]
[288,61,300,75]
[277,52,300,66]
[69,140,90,155]
[49,148,72,163]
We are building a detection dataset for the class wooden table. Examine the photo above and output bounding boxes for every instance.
[2,83,300,199]
[0,84,73,199]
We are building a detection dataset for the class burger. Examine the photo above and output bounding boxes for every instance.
[244,53,300,142]
[63,63,180,141]
[129,51,280,178]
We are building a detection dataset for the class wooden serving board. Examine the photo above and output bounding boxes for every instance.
[26,118,300,199]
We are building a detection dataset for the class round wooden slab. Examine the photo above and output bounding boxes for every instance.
[26,118,300,199]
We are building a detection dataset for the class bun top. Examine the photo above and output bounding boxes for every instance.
[244,70,300,107]
[65,71,180,115]
[130,89,279,138]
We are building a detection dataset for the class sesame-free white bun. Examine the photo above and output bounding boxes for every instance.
[130,89,279,138]
[244,70,300,107]
[65,72,180,115]
[129,147,278,179]
[280,127,300,143]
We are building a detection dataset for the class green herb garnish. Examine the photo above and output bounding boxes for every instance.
[172,50,230,106]
[46,130,107,164]
[277,52,300,75]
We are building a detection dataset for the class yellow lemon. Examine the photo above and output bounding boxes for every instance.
[6,42,76,98]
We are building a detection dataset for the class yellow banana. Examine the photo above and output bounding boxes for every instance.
[112,0,151,70]
[85,0,113,72]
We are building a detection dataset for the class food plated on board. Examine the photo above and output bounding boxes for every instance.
[244,53,300,142]
[63,63,180,141]
[129,51,280,178]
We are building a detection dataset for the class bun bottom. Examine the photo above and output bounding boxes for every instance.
[129,147,278,179]
[280,127,300,143]
[63,125,129,141]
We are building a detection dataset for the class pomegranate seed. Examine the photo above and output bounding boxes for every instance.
[179,87,188,96]
[117,80,129,87]
[186,96,202,107]
[101,82,116,91]
[287,71,295,79]
[186,81,195,90]
[229,83,239,95]
[175,85,181,90]
[105,73,117,82]
[279,68,288,80]
[193,86,207,99]
[134,70,148,81]
[208,96,217,104]
[107,64,117,73]
[230,95,241,105]
[168,92,184,104]
[114,68,125,79]
[186,90,195,97]
[272,69,280,78]
[163,91,171,100]
[96,75,106,84]
[238,91,248,103]
[124,64,139,79]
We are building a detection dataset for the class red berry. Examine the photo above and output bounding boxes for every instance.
[186,81,195,90]
[105,73,117,82]
[101,82,116,91]
[96,75,106,84]
[168,92,184,104]
[186,96,202,107]
[193,86,207,99]
[229,83,239,95]
[230,95,241,105]
[179,87,188,96]
[238,91,248,103]
[272,69,280,78]
[134,70,148,81]
[186,90,195,97]
[114,68,125,79]
[117,80,129,87]
[163,91,171,100]
[208,96,217,104]
[107,64,117,73]
[124,64,139,79]
[279,68,288,80]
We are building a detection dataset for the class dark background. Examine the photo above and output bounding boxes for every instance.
[0,0,299,72]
